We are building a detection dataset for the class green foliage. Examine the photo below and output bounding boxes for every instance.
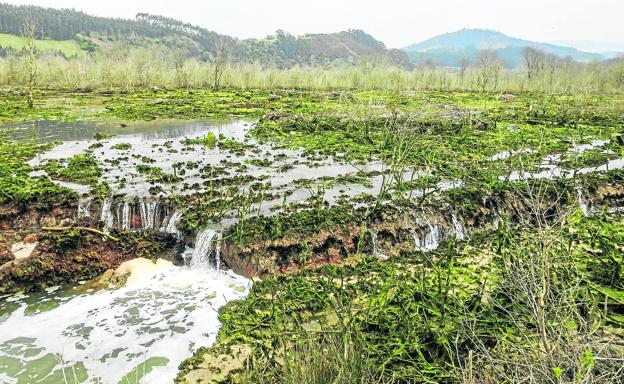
[0,137,76,205]
[135,164,180,183]
[227,204,363,245]
[570,212,624,289]
[43,153,102,185]
[184,132,216,148]
[185,213,624,383]
[111,143,132,150]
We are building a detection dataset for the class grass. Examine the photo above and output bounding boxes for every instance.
[0,33,83,57]
[178,212,624,383]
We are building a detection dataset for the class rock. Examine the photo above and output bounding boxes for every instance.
[115,258,173,285]
[77,269,129,293]
[11,235,38,260]
[180,345,252,384]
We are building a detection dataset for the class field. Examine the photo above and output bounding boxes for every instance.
[0,33,83,57]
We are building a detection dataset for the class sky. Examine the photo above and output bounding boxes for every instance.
[3,0,623,49]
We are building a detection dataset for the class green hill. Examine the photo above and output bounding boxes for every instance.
[0,33,83,56]
[0,3,410,68]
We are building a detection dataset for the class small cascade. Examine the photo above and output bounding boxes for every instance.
[451,213,467,240]
[214,232,223,270]
[139,200,160,230]
[421,222,441,251]
[99,197,172,231]
[190,229,221,269]
[410,228,422,250]
[370,231,387,259]
[77,199,92,218]
[121,201,131,230]
[161,210,183,237]
[411,214,442,252]
[100,197,114,229]
[576,187,591,217]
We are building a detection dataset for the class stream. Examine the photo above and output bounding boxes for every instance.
[2,119,623,383]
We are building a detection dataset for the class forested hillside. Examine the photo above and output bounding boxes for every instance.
[0,3,411,68]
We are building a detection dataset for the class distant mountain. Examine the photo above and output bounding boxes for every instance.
[404,29,606,68]
[549,40,624,55]
[0,2,411,69]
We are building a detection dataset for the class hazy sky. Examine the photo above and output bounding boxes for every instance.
[4,0,623,49]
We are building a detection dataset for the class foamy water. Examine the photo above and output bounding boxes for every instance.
[0,265,249,384]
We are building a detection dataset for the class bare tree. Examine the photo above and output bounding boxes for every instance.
[210,36,232,90]
[475,49,502,92]
[523,47,546,80]
[21,16,38,109]
[459,58,470,79]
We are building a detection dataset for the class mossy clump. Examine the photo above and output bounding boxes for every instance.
[43,153,103,185]
[0,137,76,206]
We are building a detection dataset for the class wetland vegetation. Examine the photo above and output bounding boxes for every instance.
[0,2,623,384]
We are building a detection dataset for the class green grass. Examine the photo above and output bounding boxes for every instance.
[178,212,624,383]
[0,33,83,57]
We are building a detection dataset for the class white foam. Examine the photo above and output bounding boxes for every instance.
[0,266,249,384]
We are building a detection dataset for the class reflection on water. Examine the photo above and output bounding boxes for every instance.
[2,119,242,143]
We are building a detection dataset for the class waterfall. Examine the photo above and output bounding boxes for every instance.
[451,213,467,240]
[576,187,591,217]
[100,197,114,229]
[140,200,160,230]
[411,214,441,252]
[410,228,421,250]
[161,211,183,237]
[77,199,92,218]
[100,197,172,231]
[190,229,221,269]
[121,202,131,230]
[214,232,222,271]
[421,222,441,251]
[370,231,387,259]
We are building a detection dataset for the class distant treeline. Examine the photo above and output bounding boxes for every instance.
[0,3,198,40]
[0,3,410,69]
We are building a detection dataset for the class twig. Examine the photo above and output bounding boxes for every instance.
[42,226,119,241]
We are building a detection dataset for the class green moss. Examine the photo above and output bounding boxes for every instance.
[185,132,217,148]
[0,137,76,205]
[227,204,364,245]
[135,164,181,184]
[42,153,102,185]
[111,143,132,150]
